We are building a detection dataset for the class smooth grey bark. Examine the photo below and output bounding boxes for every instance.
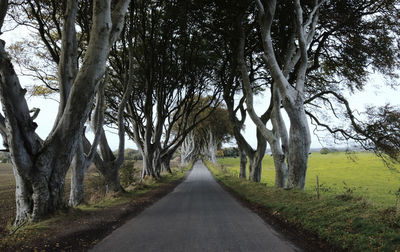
[52,0,78,131]
[140,148,156,178]
[180,131,195,165]
[250,0,323,189]
[0,0,130,224]
[207,129,218,164]
[222,82,250,180]
[269,86,289,188]
[69,81,106,206]
[248,129,267,182]
[126,81,160,179]
[237,23,287,186]
[238,147,247,179]
[92,80,133,193]
[69,136,85,206]
[223,85,267,183]
[153,145,162,177]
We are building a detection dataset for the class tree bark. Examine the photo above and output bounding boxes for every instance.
[0,0,130,224]
[207,129,217,164]
[69,138,85,206]
[250,0,320,189]
[180,131,195,165]
[286,100,311,189]
[238,147,247,179]
[69,80,106,206]
[161,152,173,173]
[248,129,266,182]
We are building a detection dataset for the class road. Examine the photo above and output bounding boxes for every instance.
[91,160,301,252]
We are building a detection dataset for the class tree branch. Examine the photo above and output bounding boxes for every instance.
[0,0,7,34]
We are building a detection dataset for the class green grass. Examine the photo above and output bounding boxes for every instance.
[77,166,189,211]
[207,154,400,251]
[218,152,400,207]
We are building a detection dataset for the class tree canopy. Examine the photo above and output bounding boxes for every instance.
[0,0,399,224]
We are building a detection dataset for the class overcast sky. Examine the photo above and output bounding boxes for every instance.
[1,26,399,151]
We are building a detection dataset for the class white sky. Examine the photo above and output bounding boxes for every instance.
[1,26,399,151]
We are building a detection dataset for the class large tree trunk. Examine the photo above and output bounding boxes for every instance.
[0,0,130,224]
[286,101,311,189]
[161,157,172,173]
[248,129,266,182]
[270,141,287,188]
[248,153,263,182]
[238,147,247,179]
[141,147,156,178]
[0,41,68,224]
[250,0,319,189]
[180,131,195,166]
[270,86,289,188]
[160,148,176,173]
[13,170,33,225]
[69,140,85,206]
[207,130,217,164]
[153,146,162,178]
[70,81,106,206]
[103,163,123,193]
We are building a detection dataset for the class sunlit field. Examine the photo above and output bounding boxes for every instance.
[218,152,400,207]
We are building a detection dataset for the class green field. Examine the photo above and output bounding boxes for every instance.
[218,152,400,207]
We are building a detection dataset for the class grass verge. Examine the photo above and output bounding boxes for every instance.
[206,160,400,252]
[0,165,190,251]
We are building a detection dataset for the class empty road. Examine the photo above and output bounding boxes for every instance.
[91,160,301,252]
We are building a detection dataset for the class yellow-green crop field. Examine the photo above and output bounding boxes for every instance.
[218,152,400,207]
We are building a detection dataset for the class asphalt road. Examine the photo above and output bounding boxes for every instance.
[91,160,301,252]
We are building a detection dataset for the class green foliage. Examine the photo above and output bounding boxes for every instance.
[0,152,9,163]
[320,147,330,155]
[216,150,224,158]
[222,147,238,157]
[119,160,137,187]
[207,161,400,251]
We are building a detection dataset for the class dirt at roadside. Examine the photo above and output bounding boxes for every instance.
[0,175,186,252]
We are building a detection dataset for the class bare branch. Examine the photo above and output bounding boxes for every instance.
[86,79,106,161]
[238,14,274,142]
[29,107,40,120]
[255,0,264,15]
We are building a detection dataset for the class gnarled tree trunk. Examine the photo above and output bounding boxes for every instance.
[0,0,130,224]
[238,147,247,179]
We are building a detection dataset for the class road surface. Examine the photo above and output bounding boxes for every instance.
[91,160,301,252]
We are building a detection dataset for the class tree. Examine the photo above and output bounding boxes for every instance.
[320,148,330,155]
[238,0,400,190]
[300,1,400,164]
[105,0,222,178]
[241,0,323,190]
[203,0,269,182]
[0,0,130,224]
[186,105,233,164]
[5,0,133,206]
